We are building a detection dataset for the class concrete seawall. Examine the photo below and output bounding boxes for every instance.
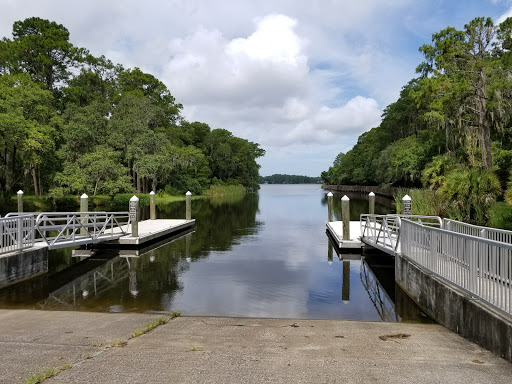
[395,253,512,362]
[0,245,48,289]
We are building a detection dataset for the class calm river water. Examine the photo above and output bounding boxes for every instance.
[0,184,430,322]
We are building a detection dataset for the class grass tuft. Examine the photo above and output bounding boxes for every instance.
[106,340,127,348]
[24,364,72,384]
[130,317,169,339]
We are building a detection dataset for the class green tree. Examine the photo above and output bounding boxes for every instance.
[417,17,512,169]
[0,73,57,195]
[54,145,132,196]
[2,17,86,93]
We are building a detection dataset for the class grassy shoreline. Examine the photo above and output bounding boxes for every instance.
[5,185,247,213]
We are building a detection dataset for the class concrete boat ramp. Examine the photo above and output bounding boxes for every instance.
[1,310,511,384]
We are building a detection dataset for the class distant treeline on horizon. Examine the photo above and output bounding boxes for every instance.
[259,174,322,184]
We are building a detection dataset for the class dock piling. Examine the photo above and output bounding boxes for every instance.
[17,190,23,213]
[150,191,156,220]
[327,192,333,222]
[130,195,139,237]
[341,195,350,240]
[80,193,88,235]
[342,260,350,303]
[186,191,192,220]
[369,192,375,214]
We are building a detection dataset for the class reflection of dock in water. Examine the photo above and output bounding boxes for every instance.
[39,254,131,310]
[360,258,398,322]
[0,229,193,310]
[327,235,407,322]
[41,229,194,310]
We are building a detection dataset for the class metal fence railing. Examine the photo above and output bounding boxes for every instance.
[443,219,512,244]
[360,214,442,254]
[0,214,35,255]
[401,219,512,315]
[5,211,130,250]
[35,212,130,249]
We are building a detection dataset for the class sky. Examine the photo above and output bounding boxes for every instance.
[1,1,512,177]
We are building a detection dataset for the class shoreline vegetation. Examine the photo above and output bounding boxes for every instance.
[3,184,248,213]
[393,189,512,231]
[0,17,264,201]
[259,174,322,184]
[322,16,512,228]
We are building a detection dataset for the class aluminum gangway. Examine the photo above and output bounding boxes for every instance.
[360,214,512,316]
[359,214,442,255]
[2,211,131,252]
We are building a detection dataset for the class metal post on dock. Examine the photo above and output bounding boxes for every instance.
[17,190,23,213]
[327,192,333,222]
[369,192,375,215]
[403,194,412,215]
[130,195,139,237]
[150,191,156,220]
[186,191,192,220]
[342,195,350,240]
[80,193,88,235]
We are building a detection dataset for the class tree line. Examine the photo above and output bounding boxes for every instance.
[259,174,322,184]
[0,17,265,197]
[322,17,512,224]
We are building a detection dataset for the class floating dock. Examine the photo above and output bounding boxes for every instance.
[326,221,362,249]
[110,219,195,246]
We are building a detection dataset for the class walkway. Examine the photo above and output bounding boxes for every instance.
[1,310,511,384]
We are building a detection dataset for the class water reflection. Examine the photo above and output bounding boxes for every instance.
[326,234,432,322]
[0,185,430,322]
[321,190,395,221]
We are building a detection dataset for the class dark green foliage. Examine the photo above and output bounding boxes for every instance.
[259,174,321,184]
[0,17,264,198]
[439,167,501,224]
[488,202,512,230]
[323,15,512,225]
[53,195,79,211]
[109,194,150,211]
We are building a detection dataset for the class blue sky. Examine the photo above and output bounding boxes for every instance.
[1,0,512,176]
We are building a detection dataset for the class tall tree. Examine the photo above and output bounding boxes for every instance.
[417,17,512,169]
[3,17,85,93]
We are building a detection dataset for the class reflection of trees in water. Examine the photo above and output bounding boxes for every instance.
[156,193,261,256]
[321,191,394,221]
[0,194,262,312]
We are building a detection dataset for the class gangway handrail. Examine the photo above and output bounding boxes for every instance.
[360,214,442,254]
[443,218,512,244]
[32,211,130,248]
[0,214,35,255]
[400,219,512,315]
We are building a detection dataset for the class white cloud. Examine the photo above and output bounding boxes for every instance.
[162,14,380,152]
[497,6,512,23]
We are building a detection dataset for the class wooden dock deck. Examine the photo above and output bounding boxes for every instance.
[326,221,363,249]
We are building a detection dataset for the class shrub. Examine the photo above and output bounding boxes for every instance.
[488,202,512,231]
[109,194,150,211]
[439,167,501,225]
[394,188,447,217]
